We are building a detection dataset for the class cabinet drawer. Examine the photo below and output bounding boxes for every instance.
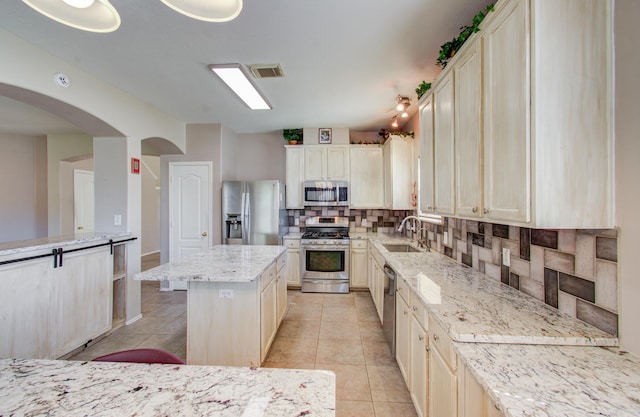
[277,254,287,272]
[371,245,384,267]
[351,239,368,249]
[410,297,428,331]
[284,239,300,249]
[429,315,456,371]
[396,276,410,304]
[261,263,277,290]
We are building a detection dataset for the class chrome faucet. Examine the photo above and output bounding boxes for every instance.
[397,215,422,233]
[415,227,431,250]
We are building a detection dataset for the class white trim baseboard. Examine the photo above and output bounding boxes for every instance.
[125,314,142,325]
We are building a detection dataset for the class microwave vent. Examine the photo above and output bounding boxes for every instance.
[249,64,285,79]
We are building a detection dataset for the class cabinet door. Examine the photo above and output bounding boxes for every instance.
[304,146,326,180]
[54,247,113,357]
[285,146,304,209]
[386,136,414,210]
[455,40,483,218]
[395,294,411,386]
[260,277,277,362]
[375,261,385,324]
[0,257,53,359]
[433,72,455,215]
[350,146,384,208]
[350,248,368,288]
[410,317,428,417]
[459,362,486,417]
[429,345,457,417]
[483,0,530,222]
[419,94,435,214]
[326,146,349,180]
[286,248,300,286]
[276,266,287,326]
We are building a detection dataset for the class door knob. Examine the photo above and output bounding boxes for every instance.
[201,232,208,237]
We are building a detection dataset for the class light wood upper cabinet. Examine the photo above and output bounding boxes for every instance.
[419,94,435,214]
[482,0,530,223]
[350,146,384,208]
[433,71,456,215]
[304,145,349,181]
[384,135,414,210]
[454,40,483,218]
[285,146,304,209]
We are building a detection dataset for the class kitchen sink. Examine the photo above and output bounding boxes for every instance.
[383,244,422,253]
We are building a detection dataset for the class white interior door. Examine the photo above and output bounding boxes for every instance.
[73,169,94,233]
[169,162,212,290]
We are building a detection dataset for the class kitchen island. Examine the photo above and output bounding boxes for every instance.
[0,358,335,416]
[135,245,288,367]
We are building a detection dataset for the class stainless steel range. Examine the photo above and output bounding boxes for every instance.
[301,216,350,293]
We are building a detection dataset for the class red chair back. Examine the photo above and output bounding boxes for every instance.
[92,348,185,364]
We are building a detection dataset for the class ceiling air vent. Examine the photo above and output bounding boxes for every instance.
[249,64,285,79]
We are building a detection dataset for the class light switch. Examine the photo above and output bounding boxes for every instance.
[502,248,511,267]
[114,214,122,226]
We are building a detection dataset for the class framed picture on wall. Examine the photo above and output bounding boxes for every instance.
[319,128,332,144]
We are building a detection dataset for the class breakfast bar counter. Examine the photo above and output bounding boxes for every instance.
[0,358,336,416]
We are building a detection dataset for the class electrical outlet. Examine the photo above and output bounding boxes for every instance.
[502,248,511,267]
[443,231,449,245]
[362,219,368,227]
[219,289,234,299]
[294,218,299,226]
[114,214,122,226]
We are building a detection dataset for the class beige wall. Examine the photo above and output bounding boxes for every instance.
[235,132,286,182]
[615,0,640,355]
[59,157,94,235]
[0,133,47,242]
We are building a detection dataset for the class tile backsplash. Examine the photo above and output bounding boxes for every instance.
[287,208,413,234]
[414,217,619,336]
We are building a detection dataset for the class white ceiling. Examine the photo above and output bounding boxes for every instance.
[0,0,494,136]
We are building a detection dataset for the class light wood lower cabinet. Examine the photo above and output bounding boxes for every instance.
[458,359,506,417]
[284,238,301,287]
[0,246,113,359]
[368,246,385,324]
[188,254,286,367]
[350,239,368,289]
[396,292,411,385]
[410,317,429,417]
[276,254,288,326]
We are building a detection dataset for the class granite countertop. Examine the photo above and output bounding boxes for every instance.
[284,232,303,239]
[0,232,134,258]
[368,235,616,346]
[134,245,287,283]
[454,343,640,417]
[0,358,335,417]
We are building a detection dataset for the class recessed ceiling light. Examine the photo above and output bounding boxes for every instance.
[208,64,271,110]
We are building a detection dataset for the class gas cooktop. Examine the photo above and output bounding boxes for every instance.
[301,230,349,240]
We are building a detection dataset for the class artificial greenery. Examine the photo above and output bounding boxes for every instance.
[282,128,303,143]
[436,4,495,68]
[378,129,414,141]
[415,81,432,99]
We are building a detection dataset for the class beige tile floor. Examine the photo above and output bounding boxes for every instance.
[70,253,417,417]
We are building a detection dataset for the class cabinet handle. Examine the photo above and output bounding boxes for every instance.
[483,208,490,214]
[472,206,478,213]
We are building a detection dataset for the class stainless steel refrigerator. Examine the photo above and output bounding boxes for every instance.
[222,180,287,245]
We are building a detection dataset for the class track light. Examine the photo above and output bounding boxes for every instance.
[391,116,399,129]
[396,95,411,112]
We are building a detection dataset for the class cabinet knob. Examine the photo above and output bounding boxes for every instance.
[403,310,408,316]
[412,306,418,312]
[472,206,478,213]
[77,226,84,230]
[425,346,430,352]
[202,232,208,237]
[418,334,424,341]
[433,334,440,342]
[483,208,490,214]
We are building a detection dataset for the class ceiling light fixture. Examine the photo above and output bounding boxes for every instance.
[208,64,271,110]
[160,0,242,22]
[391,116,399,129]
[22,0,121,33]
[396,95,411,112]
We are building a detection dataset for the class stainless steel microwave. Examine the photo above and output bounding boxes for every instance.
[303,181,349,206]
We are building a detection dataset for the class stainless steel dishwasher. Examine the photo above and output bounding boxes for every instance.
[382,263,397,358]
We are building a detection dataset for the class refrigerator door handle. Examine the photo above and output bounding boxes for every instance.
[243,192,250,245]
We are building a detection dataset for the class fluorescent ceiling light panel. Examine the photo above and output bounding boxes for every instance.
[208,64,271,110]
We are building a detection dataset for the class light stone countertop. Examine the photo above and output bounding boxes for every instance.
[0,232,134,258]
[134,244,287,283]
[454,343,640,417]
[0,358,336,417]
[367,234,616,346]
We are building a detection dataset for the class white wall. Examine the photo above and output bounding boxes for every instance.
[615,0,640,356]
[141,155,160,255]
[235,132,286,182]
[0,133,46,243]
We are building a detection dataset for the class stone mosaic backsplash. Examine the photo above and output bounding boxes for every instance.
[286,208,413,234]
[414,217,619,336]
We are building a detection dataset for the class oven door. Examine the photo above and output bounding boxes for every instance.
[301,244,350,293]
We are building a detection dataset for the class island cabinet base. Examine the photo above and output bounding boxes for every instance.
[188,278,276,367]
